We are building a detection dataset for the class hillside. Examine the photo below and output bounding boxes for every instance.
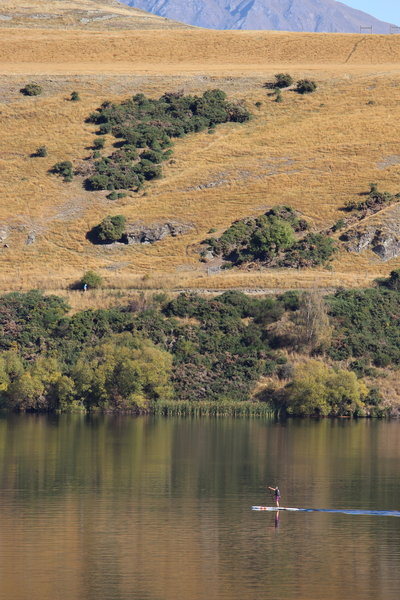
[0,6,400,295]
[0,0,191,30]
[119,0,395,33]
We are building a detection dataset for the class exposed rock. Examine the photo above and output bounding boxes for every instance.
[25,232,36,245]
[122,221,193,245]
[342,205,400,261]
[0,227,9,243]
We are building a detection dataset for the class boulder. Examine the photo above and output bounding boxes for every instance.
[122,221,193,245]
[342,206,400,261]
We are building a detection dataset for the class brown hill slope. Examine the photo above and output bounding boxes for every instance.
[0,25,400,295]
[0,0,190,30]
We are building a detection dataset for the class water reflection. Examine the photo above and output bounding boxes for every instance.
[0,415,399,600]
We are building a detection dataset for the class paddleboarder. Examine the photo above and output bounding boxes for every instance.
[268,485,281,507]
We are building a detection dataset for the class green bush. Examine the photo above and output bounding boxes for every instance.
[70,91,80,102]
[20,83,42,96]
[296,80,317,94]
[376,269,400,292]
[284,360,367,416]
[274,73,293,88]
[274,88,283,103]
[89,215,126,244]
[280,233,336,267]
[93,137,105,150]
[85,90,251,193]
[50,161,73,181]
[81,271,103,289]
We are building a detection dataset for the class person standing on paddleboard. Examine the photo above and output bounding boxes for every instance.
[268,485,281,507]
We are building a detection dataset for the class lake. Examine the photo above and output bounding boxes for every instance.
[0,414,399,600]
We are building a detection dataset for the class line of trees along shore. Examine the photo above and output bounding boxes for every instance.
[0,274,399,416]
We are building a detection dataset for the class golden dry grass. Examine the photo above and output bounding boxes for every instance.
[1,22,400,293]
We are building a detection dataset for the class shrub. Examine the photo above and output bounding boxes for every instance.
[80,271,103,289]
[274,73,293,88]
[70,91,80,102]
[93,137,105,150]
[20,83,42,96]
[35,146,48,157]
[281,233,336,267]
[274,88,283,103]
[284,360,367,417]
[50,161,73,181]
[296,80,317,94]
[376,269,400,292]
[85,90,251,194]
[332,218,346,232]
[89,215,126,244]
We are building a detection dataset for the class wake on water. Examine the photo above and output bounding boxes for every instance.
[252,506,400,517]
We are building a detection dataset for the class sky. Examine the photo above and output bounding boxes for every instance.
[342,1,400,24]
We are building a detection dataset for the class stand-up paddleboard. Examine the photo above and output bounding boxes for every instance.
[252,506,400,517]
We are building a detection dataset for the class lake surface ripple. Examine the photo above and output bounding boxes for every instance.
[0,415,399,600]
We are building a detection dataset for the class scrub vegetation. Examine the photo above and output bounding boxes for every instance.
[82,89,250,192]
[0,283,397,416]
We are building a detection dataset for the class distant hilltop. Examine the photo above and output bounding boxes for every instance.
[0,0,192,30]
[119,0,397,33]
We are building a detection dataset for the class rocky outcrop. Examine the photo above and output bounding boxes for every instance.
[341,205,400,261]
[122,221,193,244]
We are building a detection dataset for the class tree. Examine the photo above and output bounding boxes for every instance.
[294,291,332,353]
[72,334,173,410]
[249,216,295,260]
[285,360,367,416]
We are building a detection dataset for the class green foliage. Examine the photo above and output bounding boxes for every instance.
[376,269,400,292]
[89,215,126,244]
[85,89,251,192]
[0,286,396,414]
[275,89,283,103]
[80,271,103,289]
[274,73,294,88]
[70,91,80,102]
[0,290,69,357]
[20,83,42,96]
[284,360,367,416]
[344,183,397,213]
[72,334,173,411]
[328,288,400,366]
[203,205,335,268]
[93,137,105,149]
[249,216,295,259]
[50,161,73,182]
[280,233,336,267]
[332,218,346,232]
[296,80,317,94]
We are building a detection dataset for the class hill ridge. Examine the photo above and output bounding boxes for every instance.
[0,0,191,30]
[119,0,396,33]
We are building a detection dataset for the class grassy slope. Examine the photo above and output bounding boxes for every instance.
[1,19,400,293]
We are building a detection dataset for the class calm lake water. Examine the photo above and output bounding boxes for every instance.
[0,414,400,600]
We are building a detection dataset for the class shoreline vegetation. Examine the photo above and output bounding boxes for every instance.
[0,272,399,418]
